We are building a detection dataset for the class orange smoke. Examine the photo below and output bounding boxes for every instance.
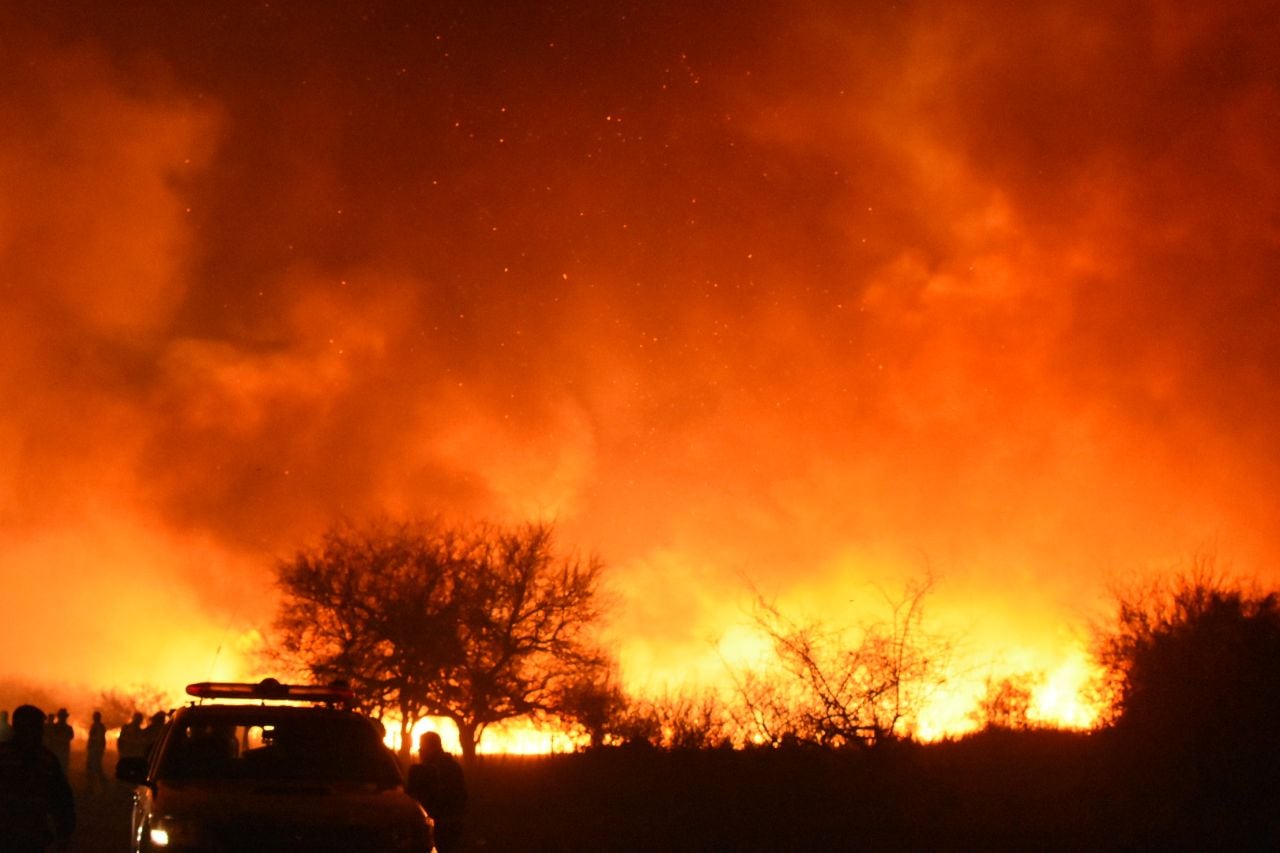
[2,3,1278,743]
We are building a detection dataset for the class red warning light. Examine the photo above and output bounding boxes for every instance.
[185,678,355,706]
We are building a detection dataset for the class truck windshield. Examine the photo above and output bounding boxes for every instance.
[157,712,401,787]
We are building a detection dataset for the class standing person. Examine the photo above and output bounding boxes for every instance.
[140,711,167,759]
[406,731,467,853]
[0,710,12,743]
[117,712,145,763]
[46,710,73,774]
[0,704,75,852]
[85,711,107,794]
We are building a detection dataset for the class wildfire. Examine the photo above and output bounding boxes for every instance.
[3,3,1275,762]
[385,719,585,758]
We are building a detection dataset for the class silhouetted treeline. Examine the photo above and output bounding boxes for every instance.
[53,559,1280,852]
[41,546,1280,850]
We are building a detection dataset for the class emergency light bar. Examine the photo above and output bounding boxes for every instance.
[186,678,356,706]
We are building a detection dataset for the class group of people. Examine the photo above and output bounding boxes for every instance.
[0,705,469,853]
[0,704,170,851]
[0,706,169,791]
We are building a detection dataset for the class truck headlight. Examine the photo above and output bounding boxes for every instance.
[148,818,203,848]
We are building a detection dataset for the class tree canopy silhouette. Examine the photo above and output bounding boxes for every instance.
[272,518,608,760]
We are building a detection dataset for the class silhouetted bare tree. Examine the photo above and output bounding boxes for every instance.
[271,519,463,760]
[737,575,950,746]
[273,518,608,760]
[725,668,800,747]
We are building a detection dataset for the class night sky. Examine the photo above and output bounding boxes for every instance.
[3,2,1278,724]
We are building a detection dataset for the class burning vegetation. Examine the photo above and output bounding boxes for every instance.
[1,5,1279,846]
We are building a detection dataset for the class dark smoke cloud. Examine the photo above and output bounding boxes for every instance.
[1,2,1277,701]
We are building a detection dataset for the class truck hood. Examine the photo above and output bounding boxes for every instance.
[153,779,429,827]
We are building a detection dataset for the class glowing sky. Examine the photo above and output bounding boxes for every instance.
[2,2,1278,719]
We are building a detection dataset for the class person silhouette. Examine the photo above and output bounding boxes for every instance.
[406,731,467,853]
[0,704,76,851]
[85,711,108,795]
[0,711,12,743]
[117,712,146,763]
[46,710,73,774]
[140,711,167,759]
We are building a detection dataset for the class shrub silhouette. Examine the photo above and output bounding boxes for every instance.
[969,672,1040,731]
[1096,571,1280,842]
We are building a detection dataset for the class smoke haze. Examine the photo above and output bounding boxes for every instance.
[2,2,1278,716]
